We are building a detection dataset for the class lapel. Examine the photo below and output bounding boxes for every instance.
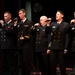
[23,19,29,28]
[53,21,64,32]
[58,21,64,29]
[4,21,13,28]
[23,19,28,24]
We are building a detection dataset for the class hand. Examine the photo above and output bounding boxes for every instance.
[34,23,40,27]
[46,18,52,25]
[20,37,24,40]
[70,19,75,23]
[47,49,51,54]
[64,49,67,54]
[0,20,4,26]
[14,21,18,26]
[46,18,52,24]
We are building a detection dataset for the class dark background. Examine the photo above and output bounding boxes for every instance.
[32,0,75,23]
[0,0,75,22]
[0,0,75,71]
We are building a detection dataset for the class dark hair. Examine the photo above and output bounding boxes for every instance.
[57,10,64,16]
[4,11,11,15]
[19,9,26,13]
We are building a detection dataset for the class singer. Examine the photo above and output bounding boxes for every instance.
[14,9,33,75]
[70,18,75,52]
[46,10,70,75]
[0,11,18,75]
[31,16,51,75]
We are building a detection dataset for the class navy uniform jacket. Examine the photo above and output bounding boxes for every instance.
[32,25,49,52]
[70,23,75,52]
[16,19,33,50]
[46,21,70,50]
[0,21,16,49]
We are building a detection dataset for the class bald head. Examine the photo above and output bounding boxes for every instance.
[40,16,48,26]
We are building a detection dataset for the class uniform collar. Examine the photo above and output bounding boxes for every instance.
[21,18,27,23]
[7,20,12,24]
[57,20,63,24]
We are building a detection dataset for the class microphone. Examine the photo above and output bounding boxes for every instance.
[13,17,19,26]
[70,12,75,25]
[45,17,53,22]
[31,23,40,29]
[13,17,18,22]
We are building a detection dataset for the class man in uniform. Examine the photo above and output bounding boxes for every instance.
[14,9,33,75]
[69,19,75,65]
[31,16,51,75]
[46,10,70,75]
[0,11,18,75]
[70,19,75,52]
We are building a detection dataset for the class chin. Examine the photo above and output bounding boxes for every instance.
[56,18,59,20]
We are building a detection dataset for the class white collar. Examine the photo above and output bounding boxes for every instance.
[57,20,63,24]
[57,21,62,24]
[7,20,12,24]
[22,18,27,23]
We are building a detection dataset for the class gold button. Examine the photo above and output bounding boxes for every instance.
[54,40,55,41]
[22,31,23,33]
[37,35,38,36]
[4,36,6,37]
[58,32,60,34]
[1,36,3,37]
[58,40,59,41]
[4,39,5,41]
[51,33,53,35]
[0,29,2,31]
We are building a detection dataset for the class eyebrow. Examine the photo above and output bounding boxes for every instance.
[4,16,7,17]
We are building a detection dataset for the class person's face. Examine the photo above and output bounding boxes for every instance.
[19,11,26,20]
[4,13,11,22]
[56,12,63,20]
[40,18,47,26]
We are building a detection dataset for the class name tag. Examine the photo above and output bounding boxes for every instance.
[24,25,28,27]
[8,26,10,28]
[72,27,75,30]
[52,26,56,28]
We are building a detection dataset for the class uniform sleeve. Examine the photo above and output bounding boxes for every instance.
[24,21,33,39]
[45,23,52,34]
[65,23,71,50]
[46,23,53,49]
[4,23,14,34]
